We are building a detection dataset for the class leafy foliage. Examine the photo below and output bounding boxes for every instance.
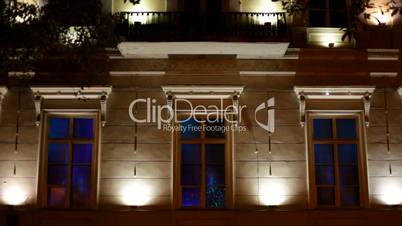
[281,0,401,42]
[0,0,119,84]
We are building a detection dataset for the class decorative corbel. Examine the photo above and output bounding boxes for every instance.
[0,87,8,120]
[363,92,372,128]
[298,92,306,128]
[34,93,42,126]
[100,92,108,127]
[166,92,174,126]
[232,92,240,126]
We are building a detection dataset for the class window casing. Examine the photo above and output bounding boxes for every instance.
[39,112,99,208]
[175,116,232,208]
[307,113,368,208]
[309,0,349,27]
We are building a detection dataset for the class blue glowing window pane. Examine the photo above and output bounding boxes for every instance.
[73,144,93,164]
[181,165,201,185]
[340,186,360,206]
[313,119,333,139]
[205,120,225,138]
[206,186,225,208]
[180,118,201,139]
[181,144,201,164]
[72,165,91,186]
[48,143,69,164]
[315,166,335,185]
[317,187,335,206]
[339,166,359,185]
[49,118,70,139]
[338,144,358,165]
[47,166,68,185]
[336,119,357,139]
[74,118,94,139]
[206,144,225,164]
[72,184,91,208]
[48,187,66,207]
[206,166,225,186]
[314,144,333,164]
[182,187,200,207]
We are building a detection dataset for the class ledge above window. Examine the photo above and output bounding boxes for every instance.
[294,86,376,128]
[30,86,112,126]
[162,85,244,99]
[294,86,376,100]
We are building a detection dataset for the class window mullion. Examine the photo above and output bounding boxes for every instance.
[332,118,341,207]
[66,117,74,208]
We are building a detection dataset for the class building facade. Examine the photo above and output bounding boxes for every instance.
[2,0,402,226]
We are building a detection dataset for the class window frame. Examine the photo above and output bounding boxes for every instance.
[308,0,350,27]
[38,111,100,209]
[173,114,234,209]
[306,111,369,208]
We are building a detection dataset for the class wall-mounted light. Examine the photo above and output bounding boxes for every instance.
[121,183,150,207]
[3,186,27,206]
[381,184,402,207]
[259,183,286,207]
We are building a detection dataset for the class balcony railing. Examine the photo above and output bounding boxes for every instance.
[115,11,287,41]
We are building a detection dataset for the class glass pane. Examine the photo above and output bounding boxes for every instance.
[205,120,225,138]
[330,0,346,9]
[317,187,335,206]
[330,12,348,27]
[206,186,225,208]
[48,143,69,164]
[48,187,66,207]
[181,144,201,164]
[314,144,334,164]
[309,0,326,8]
[309,11,326,27]
[47,166,68,185]
[182,187,200,207]
[315,166,335,185]
[206,144,225,164]
[72,166,92,186]
[73,144,93,164]
[339,166,359,185]
[338,144,358,165]
[336,119,357,139]
[313,119,333,139]
[180,118,201,139]
[181,165,201,185]
[206,165,225,185]
[74,118,94,139]
[72,184,91,208]
[341,186,360,206]
[49,118,70,139]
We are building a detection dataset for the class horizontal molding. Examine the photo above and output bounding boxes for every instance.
[239,71,296,76]
[370,72,398,77]
[110,71,166,76]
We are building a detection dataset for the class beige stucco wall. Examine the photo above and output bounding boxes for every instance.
[112,0,166,13]
[0,61,402,209]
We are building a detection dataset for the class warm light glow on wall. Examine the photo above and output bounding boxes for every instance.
[307,28,354,48]
[3,186,27,206]
[121,182,151,206]
[380,182,402,206]
[114,0,165,13]
[241,0,284,13]
[370,11,392,26]
[259,182,286,206]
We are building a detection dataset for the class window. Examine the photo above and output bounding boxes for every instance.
[309,0,348,27]
[41,113,98,208]
[177,117,228,208]
[308,114,366,208]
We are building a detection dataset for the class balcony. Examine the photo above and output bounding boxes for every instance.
[115,11,287,42]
